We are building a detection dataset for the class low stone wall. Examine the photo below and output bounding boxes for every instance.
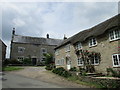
[78,76,120,88]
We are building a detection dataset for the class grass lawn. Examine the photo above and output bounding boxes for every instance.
[67,75,102,88]
[2,66,24,71]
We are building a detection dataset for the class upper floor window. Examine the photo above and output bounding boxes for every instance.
[109,29,120,41]
[55,49,59,55]
[77,57,83,66]
[89,37,97,47]
[41,48,47,54]
[91,55,99,65]
[18,47,25,53]
[65,44,70,52]
[112,54,120,67]
[75,42,82,50]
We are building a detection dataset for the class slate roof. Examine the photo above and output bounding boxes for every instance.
[55,14,119,49]
[12,35,63,46]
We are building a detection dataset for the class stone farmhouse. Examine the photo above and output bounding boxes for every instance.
[55,14,120,74]
[0,39,7,66]
[10,28,62,65]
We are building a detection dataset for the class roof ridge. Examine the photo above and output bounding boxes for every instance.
[14,34,62,40]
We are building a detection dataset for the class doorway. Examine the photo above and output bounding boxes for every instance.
[32,58,37,65]
[66,57,71,70]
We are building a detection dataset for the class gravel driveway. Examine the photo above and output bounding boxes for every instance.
[8,66,90,88]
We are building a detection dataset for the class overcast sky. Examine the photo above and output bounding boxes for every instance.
[1,1,118,58]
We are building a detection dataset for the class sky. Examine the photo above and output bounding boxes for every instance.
[1,1,118,58]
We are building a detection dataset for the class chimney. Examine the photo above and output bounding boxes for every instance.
[64,34,67,40]
[12,28,15,35]
[47,34,49,38]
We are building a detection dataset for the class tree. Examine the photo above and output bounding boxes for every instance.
[23,55,32,65]
[75,49,101,73]
[43,53,53,65]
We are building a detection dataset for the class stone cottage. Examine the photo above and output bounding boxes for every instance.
[10,28,62,65]
[55,14,120,74]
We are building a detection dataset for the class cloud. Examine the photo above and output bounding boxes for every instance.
[12,18,26,27]
[1,2,118,58]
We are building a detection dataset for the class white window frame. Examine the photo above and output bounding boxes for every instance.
[55,49,59,56]
[18,47,25,53]
[56,58,64,66]
[112,54,120,67]
[89,37,97,47]
[109,29,120,41]
[91,55,99,65]
[17,56,24,62]
[76,42,82,50]
[77,57,83,66]
[65,44,70,52]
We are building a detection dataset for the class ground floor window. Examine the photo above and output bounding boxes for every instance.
[17,56,24,62]
[91,55,99,65]
[112,54,120,67]
[77,57,83,66]
[56,59,64,65]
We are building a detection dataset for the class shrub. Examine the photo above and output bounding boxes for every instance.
[69,67,77,72]
[9,59,22,64]
[45,64,55,70]
[23,58,32,65]
[52,67,71,78]
[106,68,120,78]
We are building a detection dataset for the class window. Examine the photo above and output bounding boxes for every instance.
[56,59,64,65]
[55,49,59,55]
[112,54,120,67]
[89,38,97,47]
[41,48,47,54]
[18,47,25,53]
[65,44,70,52]
[42,58,45,62]
[77,57,83,66]
[17,56,24,62]
[91,55,99,65]
[109,29,120,41]
[76,42,82,50]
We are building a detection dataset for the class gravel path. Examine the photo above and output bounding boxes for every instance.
[8,66,90,88]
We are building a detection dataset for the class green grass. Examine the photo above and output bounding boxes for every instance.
[2,66,24,71]
[67,76,102,88]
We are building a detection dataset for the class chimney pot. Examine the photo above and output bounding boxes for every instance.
[47,34,49,38]
[12,28,15,35]
[64,34,67,40]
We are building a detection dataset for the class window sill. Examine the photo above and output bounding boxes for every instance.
[113,65,120,68]
[91,63,99,66]
[65,50,70,53]
[77,64,83,66]
[89,44,97,48]
[109,38,120,42]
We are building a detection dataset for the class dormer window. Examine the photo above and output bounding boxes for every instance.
[109,29,120,41]
[65,44,70,52]
[75,42,82,50]
[55,49,59,55]
[89,37,97,47]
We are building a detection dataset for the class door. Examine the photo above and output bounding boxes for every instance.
[66,58,71,70]
[32,58,37,65]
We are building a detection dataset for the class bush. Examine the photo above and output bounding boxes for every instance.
[9,59,22,64]
[45,64,55,70]
[106,68,120,78]
[23,58,32,65]
[69,67,77,72]
[52,67,71,78]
